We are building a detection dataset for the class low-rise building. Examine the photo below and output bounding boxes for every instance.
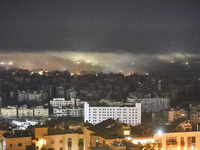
[18,105,33,118]
[33,106,49,117]
[1,106,17,118]
[53,107,84,117]
[2,131,32,150]
[50,98,82,107]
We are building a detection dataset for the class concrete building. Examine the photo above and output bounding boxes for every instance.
[50,98,82,107]
[43,133,84,150]
[2,131,32,150]
[84,102,141,126]
[56,86,66,98]
[82,118,135,150]
[154,131,200,150]
[18,90,44,102]
[166,108,188,123]
[127,97,170,112]
[53,107,84,117]
[33,106,49,117]
[18,105,33,118]
[190,105,200,126]
[34,127,84,150]
[1,106,17,118]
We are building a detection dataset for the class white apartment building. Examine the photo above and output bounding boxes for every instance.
[33,106,49,117]
[127,97,170,112]
[18,105,33,118]
[50,98,82,107]
[1,106,17,118]
[53,107,84,117]
[84,102,141,126]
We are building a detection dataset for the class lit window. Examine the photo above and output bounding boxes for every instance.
[124,130,130,135]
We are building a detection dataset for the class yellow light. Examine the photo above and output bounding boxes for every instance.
[44,140,46,145]
[39,71,43,75]
[9,62,13,65]
[124,130,130,135]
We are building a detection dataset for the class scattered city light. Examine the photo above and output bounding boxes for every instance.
[9,62,13,65]
[157,130,163,136]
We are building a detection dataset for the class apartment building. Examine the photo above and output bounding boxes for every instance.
[84,102,141,126]
[127,97,170,112]
[34,127,84,150]
[33,106,49,117]
[50,98,82,107]
[18,105,33,118]
[154,131,200,150]
[2,131,32,150]
[53,107,84,117]
[1,106,17,118]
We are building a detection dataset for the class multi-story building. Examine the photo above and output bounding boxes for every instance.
[154,131,200,150]
[53,107,84,117]
[2,131,32,150]
[18,105,33,118]
[33,106,49,117]
[56,86,66,98]
[43,133,84,150]
[66,88,77,99]
[50,98,82,107]
[190,104,200,126]
[34,127,84,150]
[127,97,170,112]
[166,108,188,123]
[18,90,44,102]
[1,106,17,118]
[84,102,141,126]
[82,118,134,150]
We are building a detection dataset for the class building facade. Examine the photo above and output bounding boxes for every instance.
[84,102,141,126]
[53,107,84,117]
[154,131,200,150]
[1,106,17,118]
[33,106,49,117]
[50,98,82,107]
[18,105,33,118]
[127,97,170,112]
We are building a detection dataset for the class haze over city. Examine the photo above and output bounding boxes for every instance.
[1,1,200,150]
[0,0,200,74]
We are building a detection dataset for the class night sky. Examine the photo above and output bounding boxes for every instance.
[0,0,200,73]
